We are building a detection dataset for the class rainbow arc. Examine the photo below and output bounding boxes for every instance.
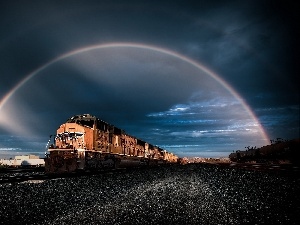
[0,42,270,145]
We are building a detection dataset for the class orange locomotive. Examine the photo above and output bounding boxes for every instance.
[45,114,178,173]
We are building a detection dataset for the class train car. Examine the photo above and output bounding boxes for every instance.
[0,158,45,168]
[44,114,178,173]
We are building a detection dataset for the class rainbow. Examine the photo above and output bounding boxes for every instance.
[0,42,270,144]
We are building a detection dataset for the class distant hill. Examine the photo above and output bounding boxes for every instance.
[229,138,300,164]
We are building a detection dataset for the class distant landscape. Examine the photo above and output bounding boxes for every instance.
[228,138,300,164]
[179,138,300,166]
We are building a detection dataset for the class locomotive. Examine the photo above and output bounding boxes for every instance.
[44,114,178,173]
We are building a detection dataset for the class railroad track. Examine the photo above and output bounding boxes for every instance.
[214,162,300,175]
[2,163,298,184]
[0,168,128,184]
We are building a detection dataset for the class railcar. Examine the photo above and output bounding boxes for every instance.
[44,114,178,173]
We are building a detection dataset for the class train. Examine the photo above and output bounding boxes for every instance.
[44,114,179,173]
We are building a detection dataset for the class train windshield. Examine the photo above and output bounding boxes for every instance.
[56,132,84,139]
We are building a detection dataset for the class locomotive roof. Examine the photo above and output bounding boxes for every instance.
[66,114,96,122]
[66,114,121,131]
[66,114,110,124]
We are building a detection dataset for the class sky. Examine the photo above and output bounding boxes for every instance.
[0,0,298,158]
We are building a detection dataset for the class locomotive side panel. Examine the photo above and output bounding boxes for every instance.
[110,134,123,154]
[122,134,136,156]
[84,127,94,150]
[136,139,146,158]
[94,129,109,153]
[108,127,123,154]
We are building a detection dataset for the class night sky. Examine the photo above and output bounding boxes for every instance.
[0,0,298,158]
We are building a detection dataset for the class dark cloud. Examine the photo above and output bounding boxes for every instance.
[0,0,298,158]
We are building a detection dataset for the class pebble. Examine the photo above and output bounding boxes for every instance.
[0,164,299,224]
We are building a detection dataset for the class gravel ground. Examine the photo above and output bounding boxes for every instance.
[0,164,299,225]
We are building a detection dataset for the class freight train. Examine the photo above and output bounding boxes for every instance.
[44,114,178,173]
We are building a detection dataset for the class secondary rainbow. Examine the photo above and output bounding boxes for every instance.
[0,42,270,145]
